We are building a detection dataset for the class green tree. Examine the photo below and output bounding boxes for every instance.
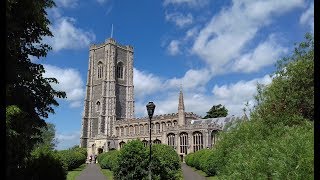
[203,104,228,119]
[6,0,66,178]
[252,33,314,126]
[114,140,149,180]
[34,123,58,150]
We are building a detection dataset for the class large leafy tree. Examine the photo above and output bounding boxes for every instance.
[6,0,66,178]
[252,33,314,126]
[203,104,228,119]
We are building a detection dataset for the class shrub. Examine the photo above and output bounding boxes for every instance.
[114,140,148,180]
[150,144,181,180]
[25,147,66,180]
[57,150,86,171]
[99,150,120,171]
[97,152,108,165]
[185,153,194,167]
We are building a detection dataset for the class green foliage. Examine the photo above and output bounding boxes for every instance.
[185,152,195,167]
[150,144,181,180]
[187,34,314,180]
[6,0,66,178]
[252,33,314,125]
[57,150,86,171]
[99,150,120,171]
[203,104,228,119]
[216,121,313,179]
[69,146,88,158]
[34,122,58,150]
[114,140,149,180]
[25,146,66,180]
[97,152,109,165]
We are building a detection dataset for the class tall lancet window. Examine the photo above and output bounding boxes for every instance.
[97,62,103,79]
[96,101,101,112]
[116,62,124,79]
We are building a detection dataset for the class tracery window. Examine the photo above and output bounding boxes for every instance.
[151,123,154,134]
[212,130,218,147]
[161,122,166,131]
[116,62,124,79]
[154,139,161,144]
[167,133,175,148]
[173,120,177,127]
[134,125,139,135]
[120,127,124,136]
[140,124,144,135]
[193,132,203,152]
[155,123,160,133]
[116,127,119,136]
[142,140,148,147]
[119,141,125,149]
[129,125,134,135]
[180,132,188,154]
[97,62,103,79]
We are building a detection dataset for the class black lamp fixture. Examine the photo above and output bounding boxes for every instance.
[146,101,155,180]
[146,102,156,119]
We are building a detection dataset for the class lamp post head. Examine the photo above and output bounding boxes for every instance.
[146,102,156,119]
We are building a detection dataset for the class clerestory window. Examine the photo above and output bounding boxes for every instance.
[116,62,124,79]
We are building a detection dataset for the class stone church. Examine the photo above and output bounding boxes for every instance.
[80,38,244,161]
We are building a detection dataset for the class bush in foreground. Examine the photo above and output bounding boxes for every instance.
[114,140,148,180]
[100,150,120,171]
[25,147,66,180]
[58,149,86,171]
[150,144,181,180]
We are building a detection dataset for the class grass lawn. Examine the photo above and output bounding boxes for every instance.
[190,167,219,180]
[100,168,114,180]
[66,164,87,180]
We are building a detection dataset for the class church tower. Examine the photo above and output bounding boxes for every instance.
[178,86,186,126]
[80,38,135,148]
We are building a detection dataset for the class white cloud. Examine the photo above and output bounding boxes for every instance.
[43,64,85,108]
[56,131,80,150]
[133,68,163,99]
[192,0,304,74]
[163,0,209,8]
[55,0,78,8]
[165,12,194,28]
[134,74,273,118]
[231,34,288,73]
[44,17,96,51]
[167,40,181,55]
[300,2,314,32]
[165,69,211,90]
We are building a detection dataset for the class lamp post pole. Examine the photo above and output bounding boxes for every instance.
[149,115,152,180]
[146,102,155,180]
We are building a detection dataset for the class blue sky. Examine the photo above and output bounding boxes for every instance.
[33,0,314,150]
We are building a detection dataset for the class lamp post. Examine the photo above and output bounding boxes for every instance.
[146,102,155,180]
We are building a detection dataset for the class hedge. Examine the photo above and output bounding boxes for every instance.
[99,150,120,171]
[25,147,66,180]
[57,149,86,171]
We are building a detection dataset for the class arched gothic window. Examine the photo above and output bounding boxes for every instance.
[116,62,124,79]
[154,139,161,144]
[134,125,139,135]
[180,132,188,154]
[97,62,103,79]
[155,123,160,133]
[120,127,124,136]
[167,133,175,148]
[129,125,134,135]
[119,141,126,149]
[96,101,100,112]
[193,132,203,152]
[161,122,166,131]
[173,120,177,127]
[211,130,219,147]
[116,127,119,136]
[142,140,148,147]
[140,124,144,135]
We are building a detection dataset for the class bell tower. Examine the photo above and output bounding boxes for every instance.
[80,38,134,148]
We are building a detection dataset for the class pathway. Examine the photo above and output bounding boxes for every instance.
[181,163,206,180]
[76,163,106,180]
